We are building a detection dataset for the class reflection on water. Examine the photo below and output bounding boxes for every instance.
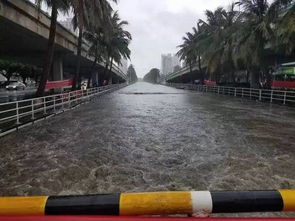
[0,82,294,216]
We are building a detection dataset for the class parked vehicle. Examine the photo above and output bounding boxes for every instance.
[6,81,26,90]
[271,62,295,89]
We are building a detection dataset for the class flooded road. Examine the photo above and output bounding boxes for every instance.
[0,82,294,215]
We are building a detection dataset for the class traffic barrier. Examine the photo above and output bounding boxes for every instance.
[0,217,294,221]
[0,190,294,216]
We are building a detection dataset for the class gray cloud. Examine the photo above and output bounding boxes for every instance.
[117,0,232,77]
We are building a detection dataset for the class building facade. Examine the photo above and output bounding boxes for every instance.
[119,58,128,75]
[161,54,180,76]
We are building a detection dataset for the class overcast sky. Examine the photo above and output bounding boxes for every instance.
[32,0,233,77]
[114,0,232,77]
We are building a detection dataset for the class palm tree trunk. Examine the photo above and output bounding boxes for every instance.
[72,27,83,91]
[250,69,260,88]
[36,1,58,97]
[109,57,114,73]
[88,47,98,88]
[189,62,193,83]
[101,55,110,85]
[108,57,114,84]
[198,55,204,84]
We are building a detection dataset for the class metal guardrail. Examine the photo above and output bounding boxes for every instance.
[168,83,295,105]
[0,83,126,137]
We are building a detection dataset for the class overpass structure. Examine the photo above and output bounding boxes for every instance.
[165,64,203,83]
[0,0,127,85]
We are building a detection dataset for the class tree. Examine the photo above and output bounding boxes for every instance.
[127,64,138,83]
[143,68,160,83]
[177,0,294,87]
[102,12,131,84]
[35,0,118,96]
[85,11,131,86]
[177,29,198,83]
[273,3,295,56]
[35,0,71,97]
[0,60,38,84]
[0,60,20,83]
[71,0,117,90]
[235,0,294,87]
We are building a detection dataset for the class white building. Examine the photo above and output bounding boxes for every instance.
[161,53,180,76]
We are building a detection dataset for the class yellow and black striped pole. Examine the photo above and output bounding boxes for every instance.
[0,190,294,216]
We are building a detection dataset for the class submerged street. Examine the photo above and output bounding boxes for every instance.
[0,82,294,198]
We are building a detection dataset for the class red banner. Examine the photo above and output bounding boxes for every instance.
[204,80,217,86]
[45,79,73,90]
[271,81,295,89]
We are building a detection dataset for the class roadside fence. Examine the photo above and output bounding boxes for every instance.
[0,83,126,137]
[168,83,295,106]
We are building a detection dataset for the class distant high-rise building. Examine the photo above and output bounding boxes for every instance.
[161,53,180,76]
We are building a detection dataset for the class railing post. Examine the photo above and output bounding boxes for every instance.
[43,97,47,115]
[242,88,244,98]
[16,101,20,125]
[250,88,252,99]
[234,88,237,97]
[53,96,56,113]
[270,90,273,103]
[68,93,71,108]
[218,87,220,94]
[283,91,287,105]
[31,100,35,120]
[259,90,262,101]
[61,94,64,110]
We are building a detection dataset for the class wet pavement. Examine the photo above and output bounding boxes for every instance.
[0,82,294,216]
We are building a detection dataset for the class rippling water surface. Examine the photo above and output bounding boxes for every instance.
[0,82,294,216]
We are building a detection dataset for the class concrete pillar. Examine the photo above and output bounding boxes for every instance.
[52,55,64,93]
[91,70,99,87]
[108,76,113,85]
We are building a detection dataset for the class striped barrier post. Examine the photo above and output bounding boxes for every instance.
[0,217,294,221]
[0,190,294,216]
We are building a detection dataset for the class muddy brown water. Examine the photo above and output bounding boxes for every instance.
[0,82,294,216]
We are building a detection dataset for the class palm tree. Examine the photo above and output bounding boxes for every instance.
[235,0,293,87]
[35,0,70,97]
[35,0,117,96]
[197,4,242,83]
[83,27,106,87]
[101,11,131,84]
[273,2,295,56]
[177,29,198,83]
[127,64,138,83]
[71,0,117,90]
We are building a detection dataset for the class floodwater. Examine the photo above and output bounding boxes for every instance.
[0,82,294,216]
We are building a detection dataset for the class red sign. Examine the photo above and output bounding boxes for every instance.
[45,79,73,90]
[271,80,295,89]
[204,80,217,86]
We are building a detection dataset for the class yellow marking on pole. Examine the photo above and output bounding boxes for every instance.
[119,192,192,216]
[0,196,48,215]
[279,190,295,211]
